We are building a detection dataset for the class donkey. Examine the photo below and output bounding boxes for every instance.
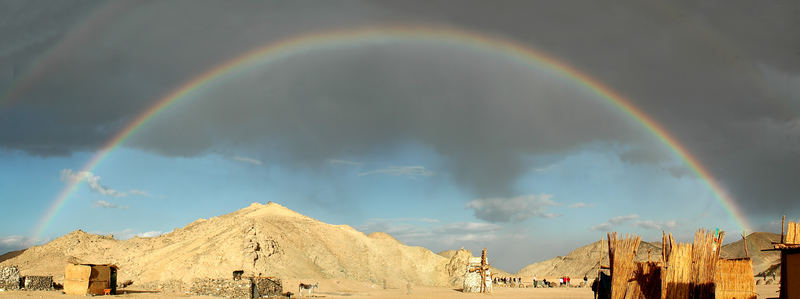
[298,282,319,296]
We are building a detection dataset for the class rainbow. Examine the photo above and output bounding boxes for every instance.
[32,25,751,238]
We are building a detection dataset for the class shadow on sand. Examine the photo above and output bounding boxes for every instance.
[116,289,161,294]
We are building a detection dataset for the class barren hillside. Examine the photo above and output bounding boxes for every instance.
[0,249,25,264]
[517,232,780,278]
[516,240,661,279]
[720,232,781,275]
[0,202,469,288]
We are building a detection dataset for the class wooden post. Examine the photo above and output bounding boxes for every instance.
[596,236,603,299]
[480,248,487,293]
[607,233,614,277]
[467,249,491,293]
[662,231,666,264]
[741,231,749,258]
[599,236,605,272]
[781,215,786,244]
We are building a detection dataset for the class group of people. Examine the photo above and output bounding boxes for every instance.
[532,276,552,288]
[493,276,525,286]
[558,276,572,286]
[531,275,589,288]
[493,274,592,288]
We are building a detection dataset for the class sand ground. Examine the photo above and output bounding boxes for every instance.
[0,284,781,299]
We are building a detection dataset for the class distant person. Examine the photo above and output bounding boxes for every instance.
[559,277,564,286]
[533,275,537,288]
[584,275,588,287]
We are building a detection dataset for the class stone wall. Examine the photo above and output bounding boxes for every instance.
[462,267,492,293]
[138,279,186,294]
[463,271,482,292]
[0,266,20,290]
[190,278,252,299]
[22,276,53,290]
[253,277,282,298]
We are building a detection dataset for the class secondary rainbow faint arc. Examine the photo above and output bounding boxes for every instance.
[32,26,751,238]
[0,2,132,108]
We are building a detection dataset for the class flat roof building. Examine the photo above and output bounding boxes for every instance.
[64,263,118,295]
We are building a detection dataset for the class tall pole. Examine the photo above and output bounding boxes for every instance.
[742,231,749,258]
[595,236,603,299]
[481,248,487,293]
[781,215,786,244]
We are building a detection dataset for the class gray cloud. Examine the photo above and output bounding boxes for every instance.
[1,1,798,217]
[61,169,127,198]
[609,214,639,225]
[358,218,503,247]
[326,159,363,167]
[358,218,541,272]
[94,200,126,209]
[466,194,559,223]
[592,215,679,231]
[0,235,47,254]
[232,156,263,166]
[633,220,679,230]
[590,223,613,232]
[591,214,639,231]
[358,166,434,179]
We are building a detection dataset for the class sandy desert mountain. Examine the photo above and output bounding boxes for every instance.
[2,203,781,289]
[516,239,661,279]
[719,232,781,275]
[516,232,781,279]
[0,202,481,288]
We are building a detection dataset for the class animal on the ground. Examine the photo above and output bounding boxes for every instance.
[232,270,244,280]
[298,282,319,296]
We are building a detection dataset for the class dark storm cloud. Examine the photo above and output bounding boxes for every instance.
[1,1,798,214]
[126,43,640,196]
[466,194,559,222]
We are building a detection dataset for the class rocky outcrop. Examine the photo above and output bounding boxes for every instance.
[242,224,282,276]
[0,266,20,290]
[445,249,472,286]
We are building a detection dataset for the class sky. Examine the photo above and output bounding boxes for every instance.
[0,0,799,273]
